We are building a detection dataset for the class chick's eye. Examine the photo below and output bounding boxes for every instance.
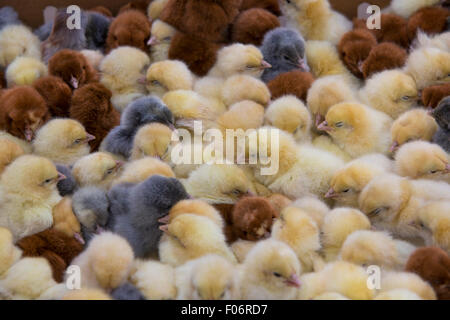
[152,80,160,85]
[429,170,438,174]
[43,178,53,184]
[273,272,282,278]
[335,122,344,128]
[74,139,82,144]
[342,189,350,193]
[401,96,410,101]
[231,189,241,196]
[370,208,383,216]
[163,37,171,41]
[106,168,114,175]
[246,65,254,69]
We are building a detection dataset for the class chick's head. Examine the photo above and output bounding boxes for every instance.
[0,138,25,174]
[149,20,176,45]
[131,123,173,160]
[145,60,193,98]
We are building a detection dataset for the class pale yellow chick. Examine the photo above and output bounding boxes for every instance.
[290,196,330,228]
[6,56,48,87]
[390,0,441,18]
[130,123,173,160]
[0,227,22,277]
[0,138,25,175]
[374,289,423,300]
[148,20,176,62]
[148,0,169,21]
[145,60,194,98]
[0,24,41,67]
[215,100,265,131]
[168,199,224,228]
[221,75,270,107]
[130,260,176,300]
[379,271,437,300]
[113,157,175,185]
[415,201,450,252]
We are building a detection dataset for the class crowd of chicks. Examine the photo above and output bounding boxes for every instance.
[0,0,449,300]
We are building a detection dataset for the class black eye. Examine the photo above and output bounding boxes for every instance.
[43,178,53,184]
[283,55,289,60]
[335,122,344,128]
[273,272,282,278]
[429,170,438,174]
[420,222,426,228]
[343,189,350,193]
[74,139,82,144]
[152,80,160,85]
[163,37,171,41]
[370,208,383,216]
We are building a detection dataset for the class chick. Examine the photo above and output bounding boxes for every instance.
[62,288,112,300]
[433,96,450,152]
[114,158,175,186]
[130,123,173,160]
[234,239,301,300]
[0,155,63,241]
[68,232,134,292]
[394,141,449,182]
[0,227,22,276]
[101,96,174,158]
[55,165,77,197]
[280,0,352,45]
[370,13,410,48]
[33,76,72,118]
[145,60,194,98]
[327,154,394,207]
[72,153,123,190]
[176,255,236,300]
[32,119,94,166]
[159,214,237,267]
[290,197,330,228]
[266,194,293,217]
[267,70,314,101]
[0,138,25,175]
[119,0,151,15]
[0,24,41,68]
[307,75,357,128]
[168,199,224,229]
[0,6,20,30]
[100,46,150,111]
[405,47,450,90]
[6,57,47,87]
[390,0,442,18]
[106,10,151,53]
[130,260,175,300]
[208,44,271,79]
[390,109,439,152]
[80,50,104,71]
[148,20,176,62]
[240,0,281,15]
[361,43,408,80]
[216,101,265,132]
[111,282,146,300]
[231,8,280,46]
[265,96,312,142]
[405,246,450,300]
[321,208,371,262]
[415,201,450,252]
[272,207,323,272]
[221,75,270,107]
[84,11,112,52]
[422,83,450,109]
[374,289,423,300]
[70,83,121,151]
[338,29,377,78]
[113,176,189,258]
[318,102,393,158]
[407,7,450,41]
[148,0,170,21]
[48,49,98,91]
[379,271,437,300]
[0,86,50,141]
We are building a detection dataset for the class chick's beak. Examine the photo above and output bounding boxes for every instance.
[57,172,67,182]
[260,60,272,69]
[159,224,169,233]
[445,163,450,173]
[70,76,79,89]
[298,58,310,72]
[389,141,399,153]
[158,215,170,224]
[74,232,85,245]
[317,121,333,132]
[115,160,124,169]
[137,76,147,85]
[325,188,338,199]
[147,36,159,46]
[285,274,301,288]
[24,127,34,142]
[86,133,96,142]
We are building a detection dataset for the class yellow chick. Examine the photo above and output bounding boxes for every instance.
[148,20,176,62]
[0,138,25,175]
[290,196,330,228]
[221,75,270,107]
[390,109,438,152]
[32,119,94,166]
[395,141,450,182]
[182,164,255,205]
[130,260,176,300]
[168,199,224,228]
[113,157,175,185]
[359,70,419,119]
[311,135,353,162]
[390,0,441,18]
[0,130,32,154]
[62,288,112,300]
[298,261,375,300]
[271,207,323,272]
[72,152,124,189]
[326,154,394,207]
[175,255,235,300]
[233,239,301,300]
[0,155,63,241]
[215,100,265,131]
[6,56,48,87]
[194,76,225,101]
[280,0,351,44]
[145,60,194,98]
[339,230,415,270]
[379,271,437,300]
[359,173,450,241]
[405,47,450,90]
[374,289,423,300]
[68,232,134,291]
[415,201,450,252]
[130,123,173,161]
[231,240,257,263]
[0,24,41,67]
[415,31,450,52]
[265,96,312,142]
[321,208,371,262]
[52,197,83,242]
[318,102,393,158]
[0,227,22,277]
[148,0,169,21]
[100,46,150,111]
[208,44,271,79]
[159,214,237,267]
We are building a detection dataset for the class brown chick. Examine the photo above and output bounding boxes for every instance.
[361,43,408,79]
[0,138,25,175]
[48,49,99,90]
[231,196,277,243]
[407,7,450,41]
[373,13,410,48]
[240,0,281,16]
[405,247,450,300]
[422,83,450,108]
[52,197,83,241]
[33,76,72,118]
[118,0,152,15]
[338,29,377,78]
[231,9,280,46]
[70,83,120,151]
[89,6,113,17]
[267,70,314,102]
[106,10,151,53]
[0,86,50,142]
[168,32,221,77]
[160,0,241,43]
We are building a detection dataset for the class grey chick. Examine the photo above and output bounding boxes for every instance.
[113,175,189,259]
[72,187,110,245]
[433,96,450,152]
[102,96,174,158]
[107,182,135,224]
[260,27,309,83]
[85,12,111,52]
[111,283,146,300]
[0,6,21,30]
[56,164,78,196]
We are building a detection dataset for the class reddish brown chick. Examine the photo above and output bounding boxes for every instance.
[33,76,72,118]
[422,83,450,109]
[407,7,450,42]
[231,8,280,46]
[361,42,408,79]
[118,0,152,15]
[240,0,281,16]
[374,14,410,48]
[268,70,314,102]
